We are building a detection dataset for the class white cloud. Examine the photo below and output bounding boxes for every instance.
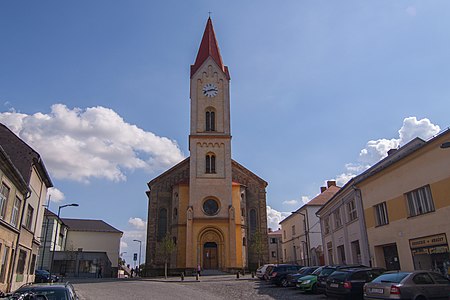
[332,117,440,187]
[301,196,310,204]
[0,104,185,183]
[282,199,298,206]
[128,217,147,230]
[120,241,128,249]
[406,6,417,16]
[47,187,65,203]
[267,206,290,231]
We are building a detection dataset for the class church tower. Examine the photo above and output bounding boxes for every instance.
[145,18,269,275]
[186,17,237,269]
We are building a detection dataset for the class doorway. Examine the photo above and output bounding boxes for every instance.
[203,242,218,269]
[383,244,400,270]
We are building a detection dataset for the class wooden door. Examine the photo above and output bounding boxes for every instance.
[203,242,218,269]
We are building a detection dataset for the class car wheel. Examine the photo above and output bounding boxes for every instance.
[281,278,288,287]
[311,283,317,294]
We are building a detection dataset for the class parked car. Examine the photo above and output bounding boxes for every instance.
[325,267,385,299]
[256,264,274,280]
[316,264,368,293]
[296,266,324,293]
[12,282,78,300]
[363,270,450,300]
[268,264,303,286]
[262,265,275,281]
[286,266,320,287]
[34,270,59,283]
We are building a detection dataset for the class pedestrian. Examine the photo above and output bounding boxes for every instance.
[98,266,103,278]
[197,264,201,276]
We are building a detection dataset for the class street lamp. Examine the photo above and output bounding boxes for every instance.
[133,239,142,274]
[291,211,310,266]
[49,203,79,277]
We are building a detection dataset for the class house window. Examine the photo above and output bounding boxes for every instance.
[334,209,342,229]
[205,154,216,173]
[351,240,362,264]
[0,246,9,282]
[0,183,10,219]
[337,245,346,264]
[29,254,36,274]
[292,225,296,236]
[25,205,34,230]
[347,200,358,222]
[16,250,27,275]
[323,217,330,235]
[11,197,21,228]
[157,208,168,241]
[406,185,435,217]
[272,251,276,258]
[205,110,215,131]
[374,202,389,226]
[270,238,277,244]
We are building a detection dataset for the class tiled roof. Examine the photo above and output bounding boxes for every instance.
[306,185,340,206]
[191,17,230,79]
[0,123,53,187]
[61,218,122,234]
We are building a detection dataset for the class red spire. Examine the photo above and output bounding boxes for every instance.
[191,18,230,79]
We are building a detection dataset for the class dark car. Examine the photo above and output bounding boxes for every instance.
[325,267,385,299]
[316,264,368,293]
[363,270,450,300]
[268,264,303,286]
[13,282,78,300]
[286,266,320,287]
[34,270,59,284]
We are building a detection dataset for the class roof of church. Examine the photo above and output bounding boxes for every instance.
[190,17,230,79]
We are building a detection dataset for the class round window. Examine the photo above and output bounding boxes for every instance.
[203,199,219,216]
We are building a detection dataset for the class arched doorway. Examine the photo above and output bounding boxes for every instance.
[203,242,218,269]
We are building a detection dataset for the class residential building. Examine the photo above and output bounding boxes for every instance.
[145,18,268,275]
[0,124,53,292]
[281,181,339,266]
[37,209,68,271]
[0,146,29,293]
[316,179,371,266]
[359,129,450,276]
[268,229,282,264]
[51,218,123,277]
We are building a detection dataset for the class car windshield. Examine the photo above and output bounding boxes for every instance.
[328,271,348,281]
[320,267,336,276]
[371,272,409,283]
[312,267,323,275]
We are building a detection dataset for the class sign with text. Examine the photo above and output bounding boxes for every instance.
[409,233,447,249]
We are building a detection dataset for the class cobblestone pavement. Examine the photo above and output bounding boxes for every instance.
[73,275,327,300]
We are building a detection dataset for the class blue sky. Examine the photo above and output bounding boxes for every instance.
[1,1,449,265]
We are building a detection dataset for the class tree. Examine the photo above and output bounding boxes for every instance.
[250,230,265,268]
[158,234,176,279]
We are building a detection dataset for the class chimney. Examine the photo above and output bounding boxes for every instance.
[387,149,397,156]
[268,228,272,233]
[327,180,336,188]
[320,186,326,193]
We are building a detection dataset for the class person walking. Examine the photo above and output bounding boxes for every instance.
[98,266,103,278]
[197,264,201,276]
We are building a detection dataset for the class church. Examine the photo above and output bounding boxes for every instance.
[145,18,269,274]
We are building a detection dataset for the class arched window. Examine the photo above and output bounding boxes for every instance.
[205,154,216,174]
[205,110,215,131]
[249,209,257,234]
[157,208,167,241]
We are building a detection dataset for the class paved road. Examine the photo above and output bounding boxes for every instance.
[73,275,327,300]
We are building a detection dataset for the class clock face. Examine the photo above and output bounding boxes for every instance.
[202,83,218,98]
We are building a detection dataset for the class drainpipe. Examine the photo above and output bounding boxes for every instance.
[352,185,372,267]
[7,190,32,292]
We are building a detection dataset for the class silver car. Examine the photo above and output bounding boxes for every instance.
[363,270,450,300]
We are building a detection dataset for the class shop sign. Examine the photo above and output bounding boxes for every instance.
[409,233,447,249]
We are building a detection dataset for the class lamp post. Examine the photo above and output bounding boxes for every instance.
[133,239,142,275]
[291,211,310,266]
[49,203,79,277]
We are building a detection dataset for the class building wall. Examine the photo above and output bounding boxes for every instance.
[360,133,450,274]
[280,213,304,265]
[65,231,121,268]
[268,231,282,264]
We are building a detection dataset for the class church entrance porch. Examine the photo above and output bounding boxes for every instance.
[203,242,218,269]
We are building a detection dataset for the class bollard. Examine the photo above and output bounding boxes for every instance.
[181,272,184,281]
[236,272,240,279]
[251,272,255,278]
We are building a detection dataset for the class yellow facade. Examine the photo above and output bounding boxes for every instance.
[359,131,450,275]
